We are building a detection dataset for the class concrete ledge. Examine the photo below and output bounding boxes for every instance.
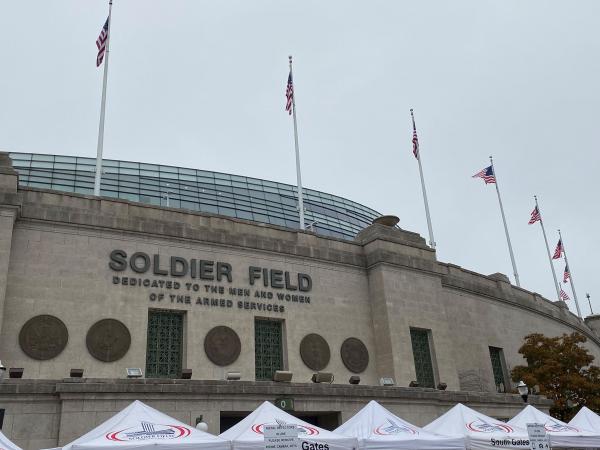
[0,378,551,407]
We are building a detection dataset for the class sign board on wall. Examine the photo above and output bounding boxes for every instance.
[108,250,314,313]
[526,423,551,450]
[273,398,295,411]
[264,424,299,450]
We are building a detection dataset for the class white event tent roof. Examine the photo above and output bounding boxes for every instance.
[219,400,357,450]
[508,405,600,448]
[48,400,229,450]
[570,406,600,433]
[334,400,465,450]
[0,430,23,450]
[423,403,530,450]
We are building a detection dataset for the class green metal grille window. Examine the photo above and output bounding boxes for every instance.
[146,310,184,378]
[410,328,435,388]
[489,347,507,392]
[255,319,283,380]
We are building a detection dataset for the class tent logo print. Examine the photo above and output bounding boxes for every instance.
[544,420,579,433]
[373,419,418,435]
[251,419,319,436]
[466,418,514,433]
[106,421,192,441]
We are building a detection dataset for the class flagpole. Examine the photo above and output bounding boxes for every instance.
[93,0,113,196]
[410,109,435,249]
[558,229,582,318]
[289,56,305,230]
[489,156,520,287]
[535,195,561,300]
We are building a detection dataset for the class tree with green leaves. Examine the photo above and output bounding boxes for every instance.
[511,332,600,421]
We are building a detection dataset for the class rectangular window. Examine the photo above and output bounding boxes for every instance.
[146,310,184,378]
[236,210,253,220]
[74,187,94,195]
[489,347,508,393]
[76,164,95,173]
[32,154,54,162]
[410,328,436,388]
[10,152,31,161]
[180,201,199,211]
[140,163,159,171]
[54,162,75,170]
[255,319,283,380]
[120,161,139,169]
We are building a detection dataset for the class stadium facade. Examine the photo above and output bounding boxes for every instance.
[1,151,600,450]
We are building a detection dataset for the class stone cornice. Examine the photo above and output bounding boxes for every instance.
[0,379,552,407]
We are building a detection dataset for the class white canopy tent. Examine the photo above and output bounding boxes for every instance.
[0,430,23,450]
[219,401,357,450]
[47,400,229,450]
[570,407,600,433]
[423,403,530,450]
[508,404,600,448]
[334,400,465,450]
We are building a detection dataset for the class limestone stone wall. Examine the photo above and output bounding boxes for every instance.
[1,219,376,383]
[0,171,598,387]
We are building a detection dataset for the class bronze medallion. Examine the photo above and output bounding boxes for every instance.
[299,333,330,371]
[86,319,131,362]
[19,315,68,360]
[341,337,369,373]
[204,326,241,366]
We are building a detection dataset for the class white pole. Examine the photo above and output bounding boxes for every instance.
[289,56,305,230]
[490,156,520,287]
[93,0,113,196]
[411,109,435,249]
[558,229,582,318]
[535,196,561,300]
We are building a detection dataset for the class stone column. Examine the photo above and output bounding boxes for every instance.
[584,315,600,339]
[0,152,19,338]
[355,219,452,387]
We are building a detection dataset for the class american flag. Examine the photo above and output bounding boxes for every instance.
[560,285,570,301]
[528,206,541,225]
[412,128,419,159]
[410,110,419,158]
[552,239,563,260]
[285,72,293,115]
[563,264,571,283]
[472,166,496,184]
[96,17,109,67]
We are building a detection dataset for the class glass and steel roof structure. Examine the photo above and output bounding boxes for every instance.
[9,152,381,240]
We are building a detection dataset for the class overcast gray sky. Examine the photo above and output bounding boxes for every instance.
[1,1,599,315]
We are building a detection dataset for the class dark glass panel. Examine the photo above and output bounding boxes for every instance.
[236,210,253,220]
[200,204,219,214]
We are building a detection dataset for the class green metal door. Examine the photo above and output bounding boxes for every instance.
[489,347,507,392]
[254,319,283,380]
[410,328,435,388]
[146,310,184,378]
